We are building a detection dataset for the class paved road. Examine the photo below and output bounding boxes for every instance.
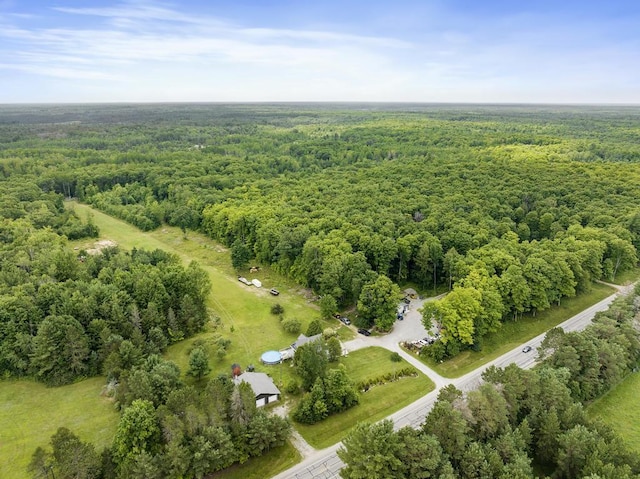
[273,289,626,479]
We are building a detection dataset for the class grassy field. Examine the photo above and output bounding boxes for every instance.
[67,201,327,383]
[295,347,435,449]
[0,378,119,479]
[588,372,640,453]
[416,282,615,378]
[0,202,331,479]
[210,440,301,479]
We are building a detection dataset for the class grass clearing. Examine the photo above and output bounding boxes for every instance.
[417,282,615,378]
[610,267,640,286]
[67,201,322,382]
[295,347,435,449]
[587,372,640,453]
[210,440,301,479]
[0,378,118,479]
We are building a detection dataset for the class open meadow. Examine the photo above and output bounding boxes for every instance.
[68,201,330,381]
[0,378,118,479]
[588,372,640,453]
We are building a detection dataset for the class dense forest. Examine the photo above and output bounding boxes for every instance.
[1,104,639,478]
[1,104,638,349]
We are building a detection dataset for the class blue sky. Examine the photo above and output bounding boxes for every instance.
[0,0,638,103]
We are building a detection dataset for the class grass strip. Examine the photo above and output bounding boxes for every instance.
[587,372,640,453]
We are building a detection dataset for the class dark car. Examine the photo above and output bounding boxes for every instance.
[269,288,280,296]
[339,316,351,325]
[522,345,533,353]
[357,328,371,336]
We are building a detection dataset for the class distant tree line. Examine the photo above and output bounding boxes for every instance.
[2,104,639,344]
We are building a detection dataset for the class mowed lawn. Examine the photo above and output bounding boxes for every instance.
[295,347,435,449]
[588,372,640,453]
[0,378,118,479]
[417,282,615,378]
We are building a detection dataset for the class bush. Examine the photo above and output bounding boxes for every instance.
[355,367,417,392]
[282,318,301,334]
[319,295,338,319]
[327,337,342,362]
[285,380,300,395]
[390,352,402,362]
[306,320,323,337]
[270,303,285,316]
[322,328,337,339]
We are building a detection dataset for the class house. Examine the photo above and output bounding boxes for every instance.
[291,333,322,351]
[234,372,281,407]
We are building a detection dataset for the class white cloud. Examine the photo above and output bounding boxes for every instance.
[0,0,637,102]
[0,1,408,91]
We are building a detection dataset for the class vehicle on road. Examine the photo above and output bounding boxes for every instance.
[269,288,280,296]
[357,328,371,336]
[522,345,533,353]
[339,316,351,325]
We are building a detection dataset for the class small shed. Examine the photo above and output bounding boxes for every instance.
[252,279,262,288]
[234,372,281,407]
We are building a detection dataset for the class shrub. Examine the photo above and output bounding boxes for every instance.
[306,320,323,337]
[285,380,300,395]
[322,328,337,339]
[282,318,301,334]
[327,337,342,362]
[271,303,285,316]
[390,352,402,362]
[355,367,417,392]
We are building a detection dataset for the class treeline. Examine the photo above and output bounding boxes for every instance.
[1,178,98,239]
[1,104,640,335]
[338,288,640,479]
[0,211,210,384]
[30,374,291,479]
[422,226,636,355]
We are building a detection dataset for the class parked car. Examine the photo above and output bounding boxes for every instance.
[269,288,280,296]
[522,345,533,353]
[339,316,351,325]
[357,328,371,336]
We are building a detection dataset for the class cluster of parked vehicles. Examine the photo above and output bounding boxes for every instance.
[411,332,440,348]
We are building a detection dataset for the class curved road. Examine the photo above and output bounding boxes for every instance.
[273,286,631,479]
